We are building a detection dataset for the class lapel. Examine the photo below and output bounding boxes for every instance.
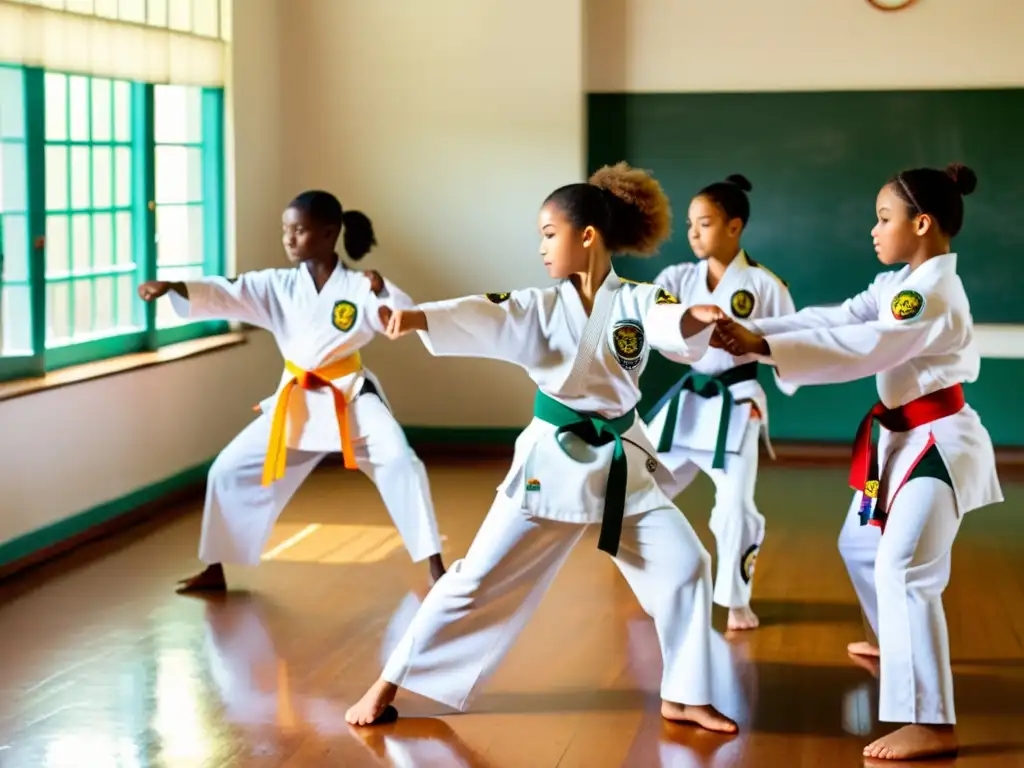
[559,268,622,395]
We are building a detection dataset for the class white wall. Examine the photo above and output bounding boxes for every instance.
[0,0,287,546]
[586,0,1024,92]
[275,0,586,429]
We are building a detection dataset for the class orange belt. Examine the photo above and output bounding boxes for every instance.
[262,353,363,486]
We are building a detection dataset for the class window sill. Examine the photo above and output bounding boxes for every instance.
[0,331,248,403]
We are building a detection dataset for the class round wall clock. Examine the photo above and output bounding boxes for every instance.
[866,0,918,10]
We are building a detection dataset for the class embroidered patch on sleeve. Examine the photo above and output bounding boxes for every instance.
[611,320,645,370]
[485,292,511,304]
[655,287,680,305]
[730,289,755,319]
[890,290,924,320]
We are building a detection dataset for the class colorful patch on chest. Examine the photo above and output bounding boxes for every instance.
[655,287,680,304]
[611,320,645,370]
[890,290,924,320]
[332,300,359,332]
[730,289,755,319]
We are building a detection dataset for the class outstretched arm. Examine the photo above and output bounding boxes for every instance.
[384,290,551,369]
[644,286,724,365]
[139,273,277,330]
[748,281,879,336]
[766,282,800,396]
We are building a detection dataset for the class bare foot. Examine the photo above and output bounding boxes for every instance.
[661,701,738,734]
[863,725,958,760]
[345,678,399,726]
[848,640,880,657]
[848,650,880,678]
[727,606,760,631]
[428,554,446,586]
[176,564,226,594]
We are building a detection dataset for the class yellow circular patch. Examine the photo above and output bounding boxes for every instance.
[730,289,755,319]
[864,480,879,498]
[741,544,759,584]
[486,292,511,304]
[332,300,358,332]
[890,290,924,321]
[611,321,645,370]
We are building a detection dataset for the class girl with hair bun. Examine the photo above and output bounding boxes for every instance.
[138,190,447,593]
[645,173,798,632]
[714,163,1003,760]
[346,163,739,734]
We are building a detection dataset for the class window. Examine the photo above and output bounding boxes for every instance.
[0,0,229,382]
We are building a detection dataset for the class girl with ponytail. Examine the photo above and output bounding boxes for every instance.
[346,163,739,735]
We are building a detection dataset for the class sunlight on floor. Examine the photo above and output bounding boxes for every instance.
[260,524,404,564]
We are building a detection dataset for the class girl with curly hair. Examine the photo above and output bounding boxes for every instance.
[345,163,738,734]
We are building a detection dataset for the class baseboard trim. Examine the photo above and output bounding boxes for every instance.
[0,459,213,581]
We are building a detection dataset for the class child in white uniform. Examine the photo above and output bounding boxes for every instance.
[714,163,1003,761]
[645,175,797,631]
[345,163,738,734]
[139,191,447,592]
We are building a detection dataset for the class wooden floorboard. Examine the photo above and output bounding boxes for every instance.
[0,458,1022,767]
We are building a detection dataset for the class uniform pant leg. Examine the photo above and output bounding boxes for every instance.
[352,395,443,563]
[382,498,586,710]
[875,478,960,724]
[689,421,765,609]
[199,415,326,566]
[613,505,715,705]
[838,494,882,638]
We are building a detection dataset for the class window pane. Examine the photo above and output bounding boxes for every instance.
[94,0,117,18]
[2,213,29,282]
[69,75,90,142]
[193,0,219,37]
[114,146,132,207]
[47,281,71,343]
[117,274,136,328]
[147,0,168,27]
[1,285,33,356]
[45,215,69,276]
[45,145,68,211]
[155,146,203,204]
[92,146,112,208]
[1,142,28,213]
[0,67,25,140]
[156,205,187,265]
[94,275,115,332]
[115,211,133,264]
[90,78,112,142]
[70,145,90,209]
[73,278,91,334]
[93,211,113,268]
[156,264,203,282]
[117,0,145,23]
[155,85,201,144]
[168,0,191,31]
[113,81,131,142]
[44,72,67,141]
[71,213,91,272]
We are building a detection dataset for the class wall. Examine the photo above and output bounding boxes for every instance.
[585,0,1024,92]
[0,0,288,552]
[275,0,585,430]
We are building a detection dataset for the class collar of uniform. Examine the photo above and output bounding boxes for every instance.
[698,249,749,288]
[901,252,958,287]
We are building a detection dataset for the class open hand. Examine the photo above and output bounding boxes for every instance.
[364,270,385,296]
[138,281,171,301]
[384,308,428,340]
[712,317,768,356]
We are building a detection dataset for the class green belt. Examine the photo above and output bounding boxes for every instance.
[647,362,760,469]
[533,391,637,557]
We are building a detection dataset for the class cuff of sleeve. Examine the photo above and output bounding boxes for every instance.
[417,302,462,356]
[168,286,195,318]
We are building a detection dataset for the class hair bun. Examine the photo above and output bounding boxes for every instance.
[944,163,977,196]
[725,174,752,193]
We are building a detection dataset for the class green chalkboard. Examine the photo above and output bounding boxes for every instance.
[589,89,1024,447]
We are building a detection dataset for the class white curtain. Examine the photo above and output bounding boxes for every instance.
[0,0,228,86]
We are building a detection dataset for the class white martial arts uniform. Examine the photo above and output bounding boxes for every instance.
[168,263,442,567]
[380,269,720,712]
[644,251,797,608]
[749,252,1003,725]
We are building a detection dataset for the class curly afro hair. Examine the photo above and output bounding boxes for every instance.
[543,162,673,257]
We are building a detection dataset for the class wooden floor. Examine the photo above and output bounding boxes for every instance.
[1,459,1023,768]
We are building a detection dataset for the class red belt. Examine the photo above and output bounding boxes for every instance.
[849,383,965,498]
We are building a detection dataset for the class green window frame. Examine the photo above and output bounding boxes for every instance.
[0,63,226,383]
